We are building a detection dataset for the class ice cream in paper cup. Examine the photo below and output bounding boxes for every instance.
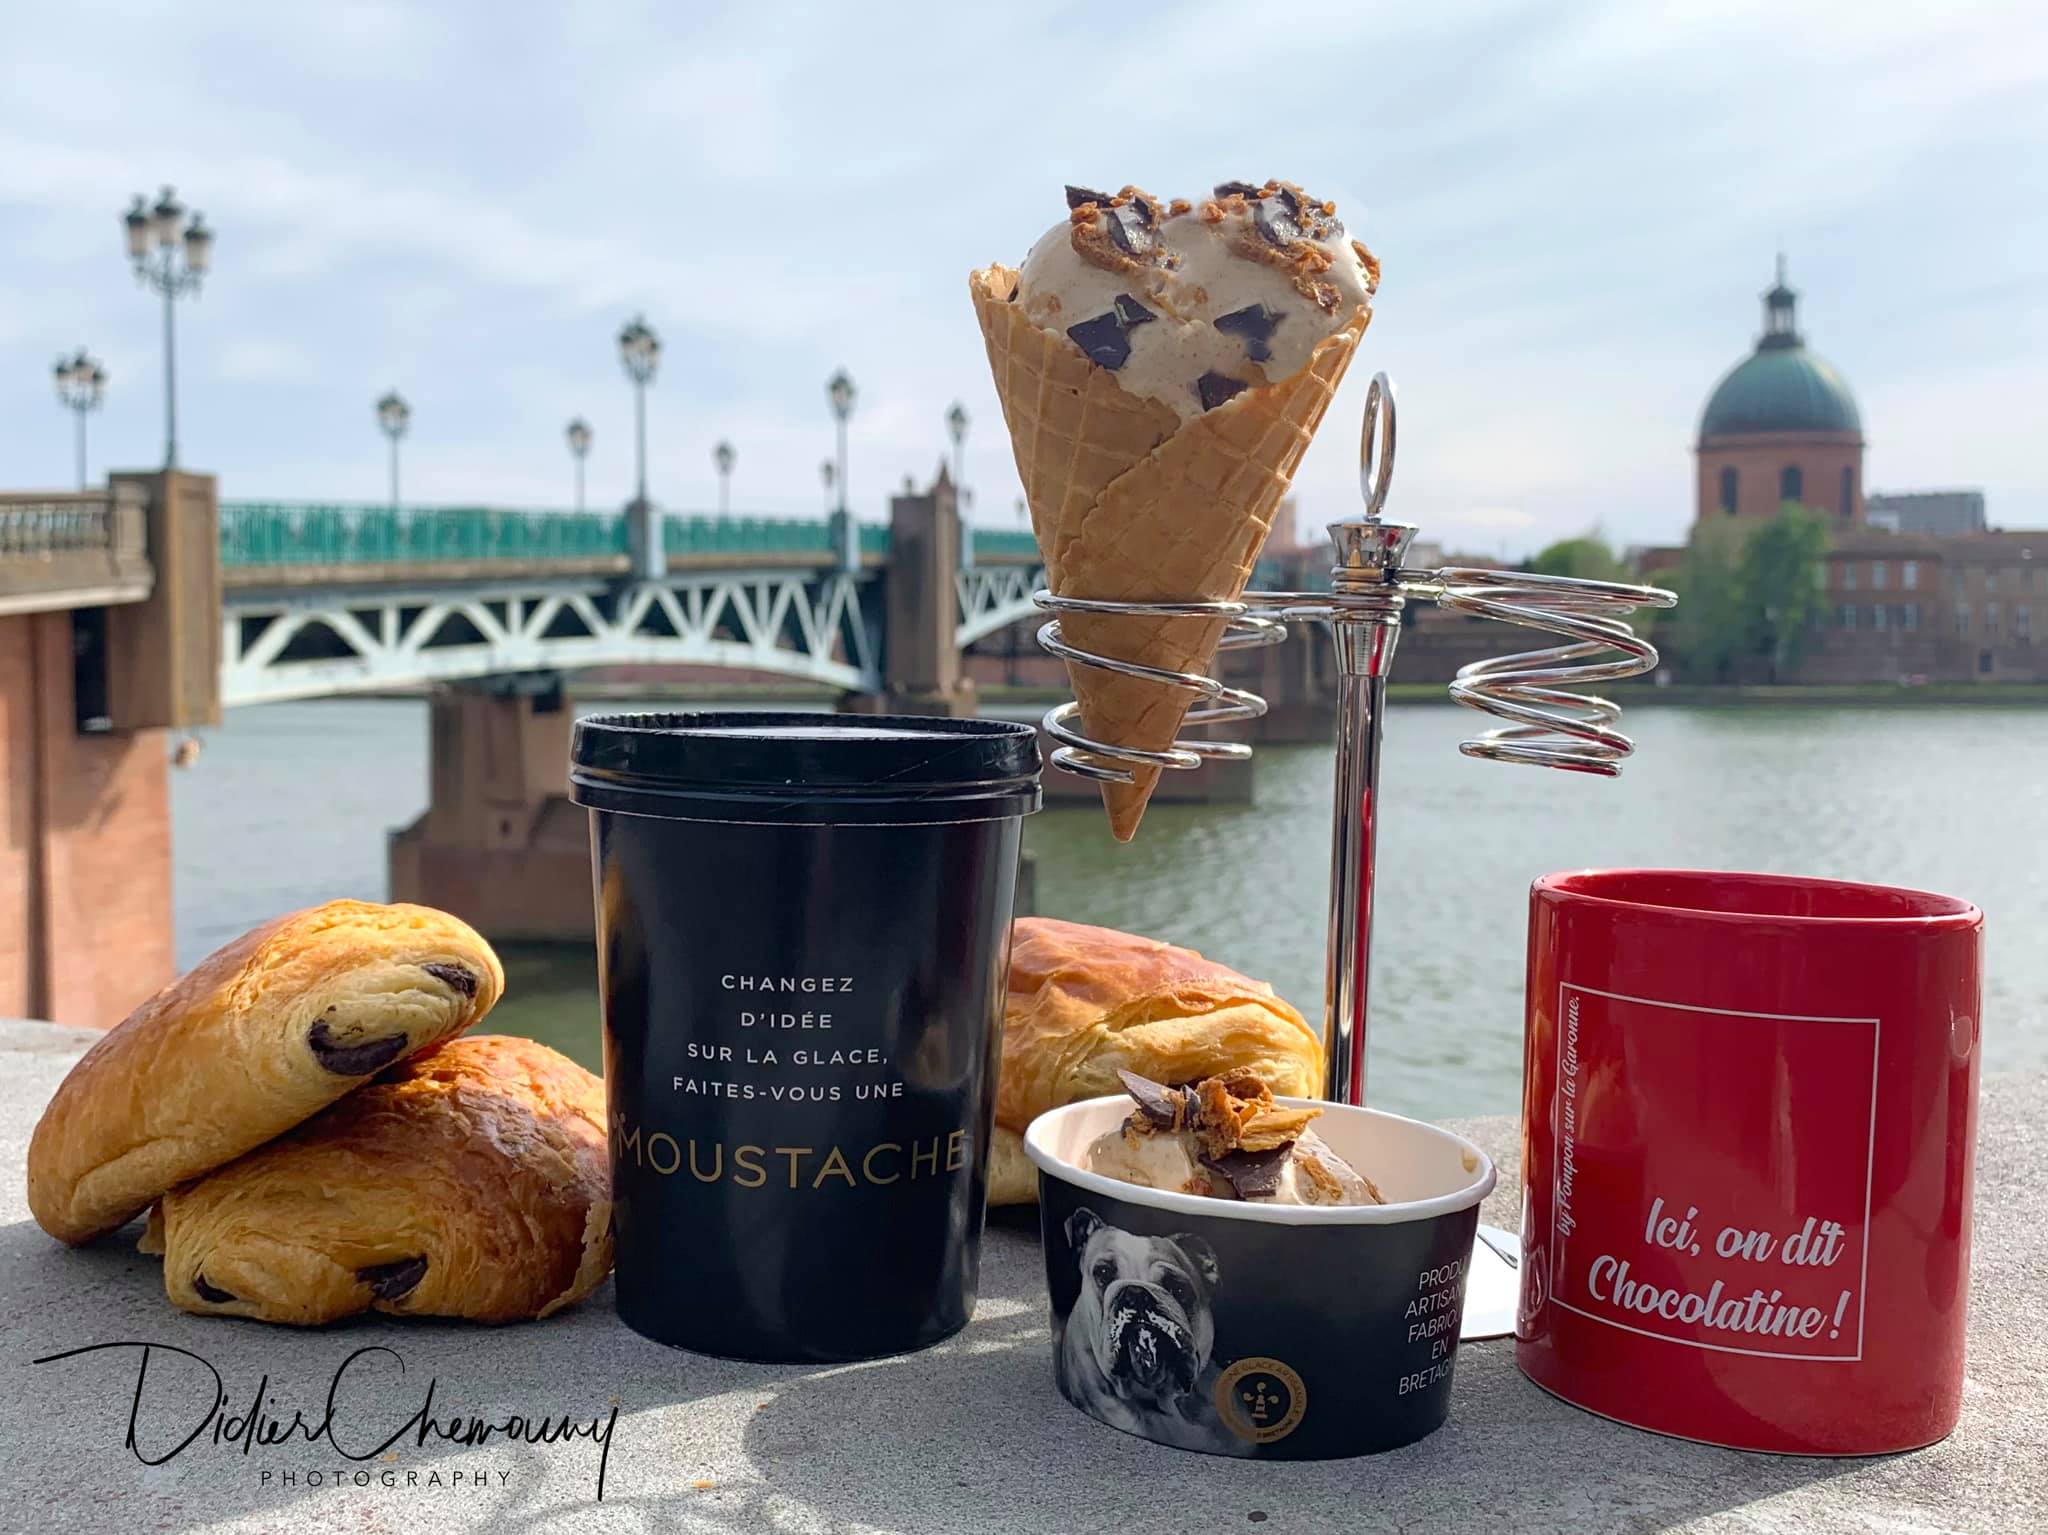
[1025,1073,1495,1458]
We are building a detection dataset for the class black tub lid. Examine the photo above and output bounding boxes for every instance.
[569,710,1042,822]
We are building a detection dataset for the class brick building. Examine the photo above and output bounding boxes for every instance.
[1800,530,2044,682]
[1688,263,2044,682]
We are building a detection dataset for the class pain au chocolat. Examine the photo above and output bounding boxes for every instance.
[142,1035,610,1325]
[988,917,1324,1205]
[27,900,504,1245]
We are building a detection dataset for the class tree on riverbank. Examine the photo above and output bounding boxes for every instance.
[1665,504,1828,682]
[1529,534,1629,584]
[1738,505,1829,680]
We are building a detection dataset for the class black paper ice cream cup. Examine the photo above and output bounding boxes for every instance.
[1025,1096,1495,1458]
[571,711,1039,1364]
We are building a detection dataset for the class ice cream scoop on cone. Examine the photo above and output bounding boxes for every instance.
[970,181,1376,840]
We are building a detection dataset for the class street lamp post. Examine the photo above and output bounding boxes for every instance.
[826,369,857,569]
[946,400,971,570]
[617,316,663,580]
[820,459,836,514]
[712,440,735,518]
[945,401,969,493]
[617,316,660,507]
[123,187,212,469]
[376,391,411,512]
[565,417,592,512]
[53,349,108,490]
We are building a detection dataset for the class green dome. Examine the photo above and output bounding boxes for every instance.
[1698,266,1862,439]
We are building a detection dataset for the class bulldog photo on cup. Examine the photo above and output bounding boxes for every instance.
[1057,1209,1246,1456]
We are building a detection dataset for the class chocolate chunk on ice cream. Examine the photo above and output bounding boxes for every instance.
[1213,302,1281,363]
[1065,293,1158,371]
[1195,370,1248,411]
[1013,179,1377,421]
[1085,1070,1383,1206]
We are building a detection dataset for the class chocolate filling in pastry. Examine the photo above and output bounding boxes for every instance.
[420,962,478,997]
[192,1273,236,1304]
[357,1256,429,1301]
[307,1019,410,1076]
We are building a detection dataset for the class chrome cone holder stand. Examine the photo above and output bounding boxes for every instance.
[1035,374,1677,1108]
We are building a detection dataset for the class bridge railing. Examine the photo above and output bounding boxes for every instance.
[220,505,630,567]
[0,487,154,616]
[663,515,836,558]
[216,503,1045,572]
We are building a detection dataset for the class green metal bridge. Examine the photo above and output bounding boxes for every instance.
[212,502,1049,706]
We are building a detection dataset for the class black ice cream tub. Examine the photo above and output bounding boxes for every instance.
[570,711,1039,1363]
[1026,1096,1495,1458]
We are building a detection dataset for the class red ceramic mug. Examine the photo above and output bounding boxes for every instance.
[1517,869,1982,1454]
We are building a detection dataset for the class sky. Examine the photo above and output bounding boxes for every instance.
[3,0,2044,558]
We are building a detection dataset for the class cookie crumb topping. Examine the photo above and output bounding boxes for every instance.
[1114,1068,1318,1159]
[1197,179,1370,314]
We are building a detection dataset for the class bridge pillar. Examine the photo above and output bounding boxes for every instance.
[0,470,218,1026]
[840,466,977,718]
[387,676,594,941]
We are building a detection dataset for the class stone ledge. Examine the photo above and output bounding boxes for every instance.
[0,1017,2035,1534]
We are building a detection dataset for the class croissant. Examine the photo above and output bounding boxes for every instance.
[143,1035,611,1325]
[27,900,503,1244]
[988,917,1323,1205]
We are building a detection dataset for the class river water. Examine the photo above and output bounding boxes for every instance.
[169,699,2046,1120]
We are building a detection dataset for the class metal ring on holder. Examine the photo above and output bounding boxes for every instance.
[1360,372,1395,517]
[1031,593,1289,784]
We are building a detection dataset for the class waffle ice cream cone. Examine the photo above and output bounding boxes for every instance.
[971,253,1369,840]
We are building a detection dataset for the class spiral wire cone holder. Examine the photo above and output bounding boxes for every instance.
[1034,374,1678,1105]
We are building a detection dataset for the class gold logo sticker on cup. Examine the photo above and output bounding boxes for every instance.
[1214,1357,1307,1444]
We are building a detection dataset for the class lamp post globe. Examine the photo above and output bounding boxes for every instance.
[123,184,214,469]
[617,315,660,384]
[123,196,150,261]
[53,348,108,490]
[182,212,214,275]
[149,186,184,248]
[712,440,736,517]
[565,417,593,512]
[617,315,661,509]
[376,390,411,512]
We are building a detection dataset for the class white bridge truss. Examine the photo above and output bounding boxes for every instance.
[955,563,1044,647]
[221,562,1045,707]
